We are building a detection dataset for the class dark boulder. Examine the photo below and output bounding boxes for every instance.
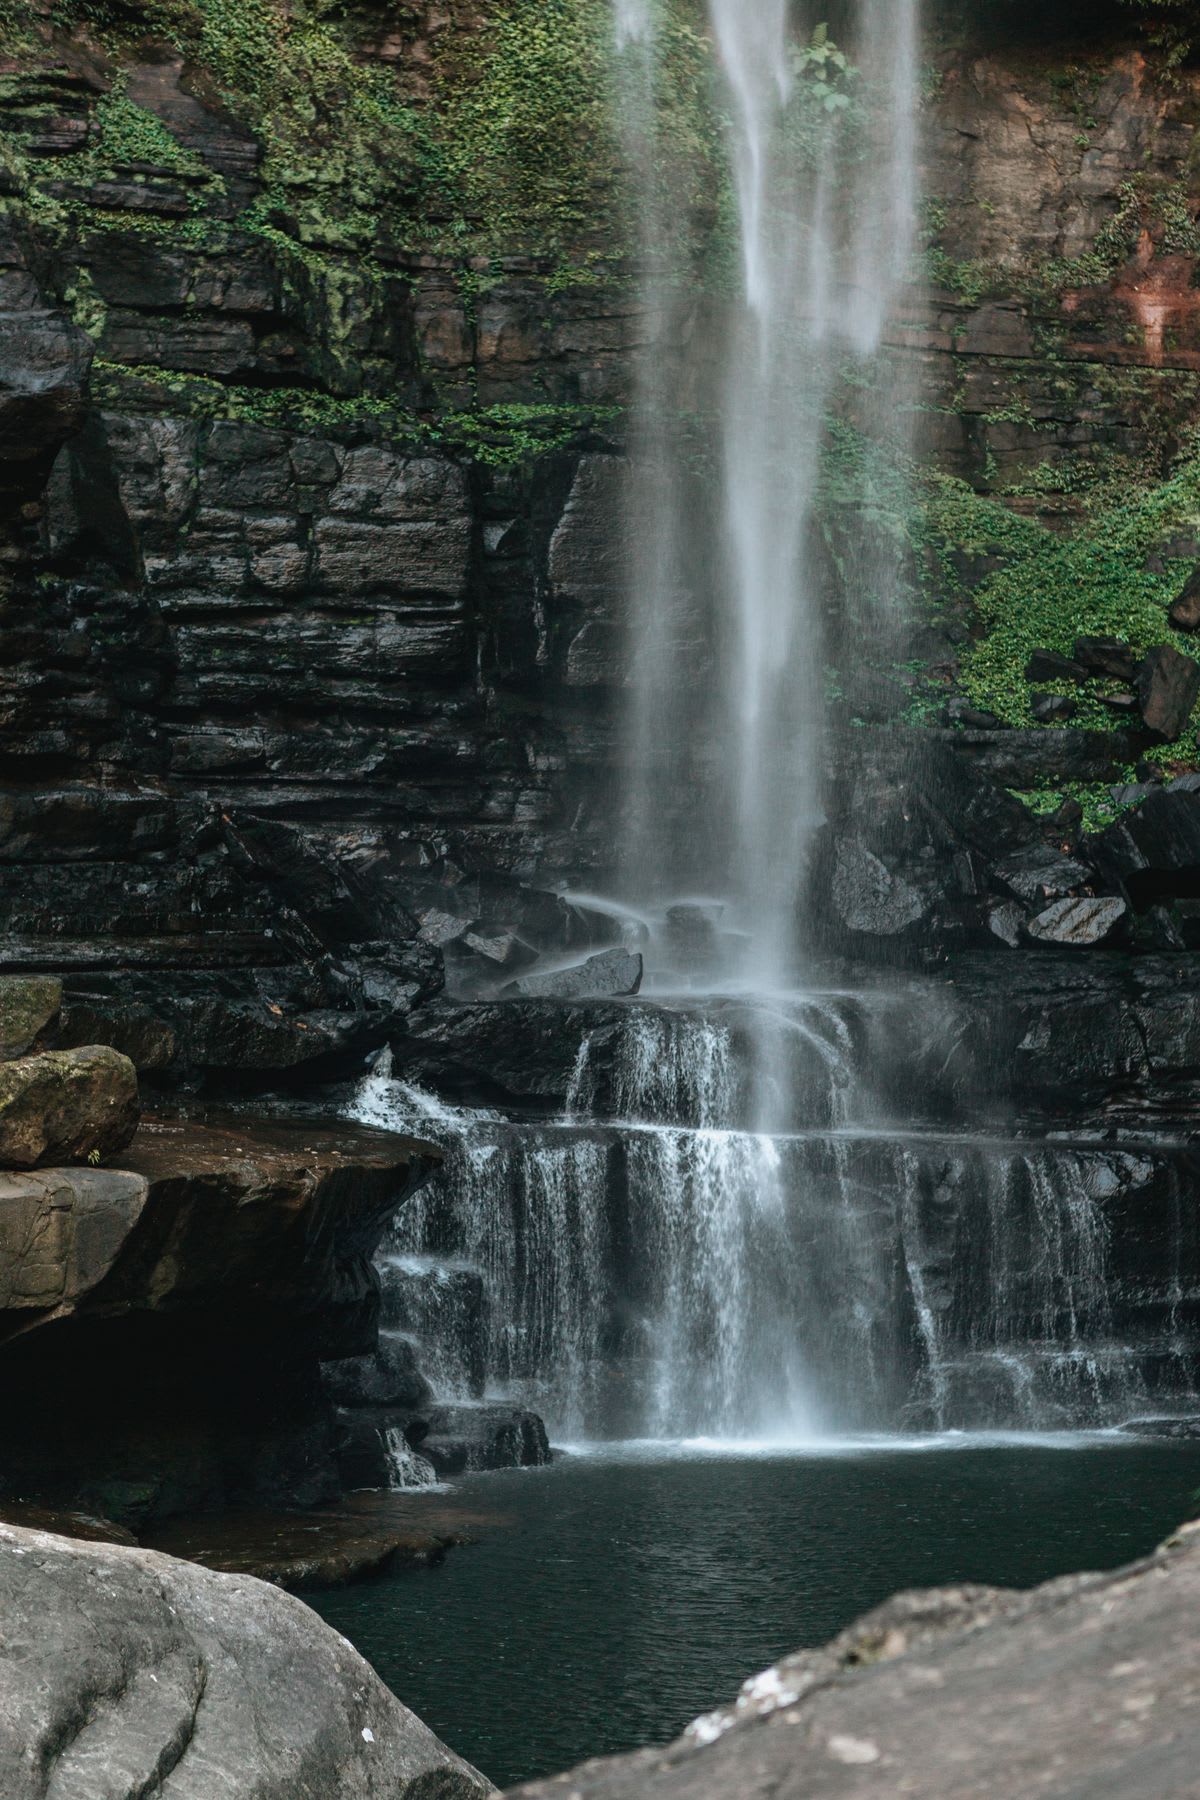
[1030,692,1077,723]
[1026,896,1127,946]
[324,1334,434,1412]
[1074,635,1138,681]
[1097,782,1200,905]
[0,1522,492,1799]
[832,839,927,937]
[1135,644,1200,742]
[1024,648,1088,683]
[986,901,1024,947]
[1169,568,1200,631]
[991,845,1091,906]
[414,1404,552,1476]
[0,976,62,1058]
[0,1045,139,1168]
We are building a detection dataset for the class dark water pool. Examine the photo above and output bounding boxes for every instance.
[307,1436,1200,1790]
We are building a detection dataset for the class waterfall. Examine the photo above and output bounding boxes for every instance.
[349,1003,1197,1442]
[622,0,920,982]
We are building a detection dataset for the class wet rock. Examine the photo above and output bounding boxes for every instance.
[0,1502,138,1546]
[0,1118,442,1524]
[412,1404,551,1476]
[0,269,92,502]
[986,901,1024,948]
[1098,783,1200,903]
[1026,896,1127,946]
[324,1334,434,1412]
[943,698,1003,729]
[505,949,643,1000]
[144,1493,475,1590]
[0,1522,492,1799]
[832,839,927,937]
[1169,568,1200,631]
[992,845,1091,905]
[1136,643,1200,741]
[335,1408,440,1491]
[0,1166,148,1313]
[462,929,538,972]
[1074,635,1138,682]
[1120,1416,1200,1439]
[0,975,62,1058]
[0,1045,139,1168]
[507,1523,1200,1800]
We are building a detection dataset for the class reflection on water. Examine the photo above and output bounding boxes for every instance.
[308,1439,1200,1789]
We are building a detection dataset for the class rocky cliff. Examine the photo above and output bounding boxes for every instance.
[5,0,1200,1523]
[4,1,1200,1067]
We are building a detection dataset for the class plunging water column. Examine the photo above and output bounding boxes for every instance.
[622,0,920,980]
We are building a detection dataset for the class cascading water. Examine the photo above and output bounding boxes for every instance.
[621,0,920,977]
[350,1005,1197,1444]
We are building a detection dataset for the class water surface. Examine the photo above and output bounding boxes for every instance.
[308,1438,1200,1790]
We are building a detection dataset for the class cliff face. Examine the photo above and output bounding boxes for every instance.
[3,1,1200,1078]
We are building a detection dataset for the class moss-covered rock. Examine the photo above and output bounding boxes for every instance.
[0,977,62,1059]
[0,1046,139,1169]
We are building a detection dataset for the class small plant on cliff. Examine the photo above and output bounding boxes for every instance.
[1117,0,1196,71]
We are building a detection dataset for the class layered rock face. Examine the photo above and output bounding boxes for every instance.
[0,1520,492,1799]
[1,3,1199,1044]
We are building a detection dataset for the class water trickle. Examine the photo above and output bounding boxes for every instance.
[383,1427,439,1491]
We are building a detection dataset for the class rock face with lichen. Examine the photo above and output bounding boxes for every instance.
[0,1043,139,1167]
[0,1520,493,1800]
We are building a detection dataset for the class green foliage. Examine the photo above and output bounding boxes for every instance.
[91,88,207,178]
[1116,0,1196,71]
[932,458,1200,730]
[91,360,619,467]
[792,23,858,115]
[1009,782,1140,836]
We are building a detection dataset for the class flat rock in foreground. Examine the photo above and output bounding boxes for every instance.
[510,1521,1200,1799]
[0,1521,493,1799]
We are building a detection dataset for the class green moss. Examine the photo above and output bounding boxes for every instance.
[90,359,620,467]
[91,87,208,179]
[1010,782,1140,836]
[939,457,1200,729]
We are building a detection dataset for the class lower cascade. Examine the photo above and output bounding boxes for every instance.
[353,999,1200,1447]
